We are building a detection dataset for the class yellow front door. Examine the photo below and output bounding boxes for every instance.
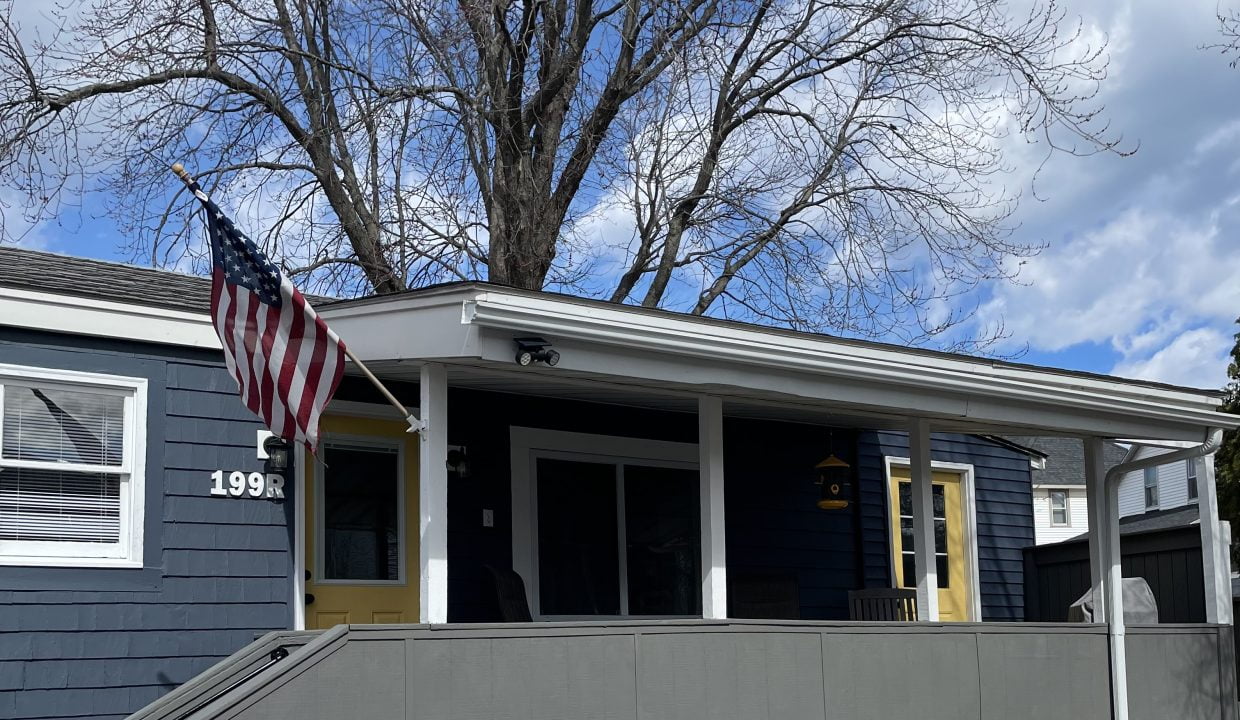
[304,415,420,629]
[888,468,971,621]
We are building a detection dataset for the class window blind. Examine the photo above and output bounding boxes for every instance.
[1,383,128,548]
[0,467,121,543]
[2,385,125,466]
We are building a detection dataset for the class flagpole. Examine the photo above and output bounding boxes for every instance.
[169,162,424,434]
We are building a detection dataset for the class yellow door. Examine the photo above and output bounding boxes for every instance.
[888,468,970,621]
[304,415,419,628]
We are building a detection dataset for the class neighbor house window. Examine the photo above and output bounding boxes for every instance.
[0,366,146,566]
[1143,467,1159,509]
[1187,459,1199,501]
[1049,490,1069,526]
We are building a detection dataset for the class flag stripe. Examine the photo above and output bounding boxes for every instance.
[200,196,346,452]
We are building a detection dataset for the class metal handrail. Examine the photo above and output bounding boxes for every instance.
[175,646,291,719]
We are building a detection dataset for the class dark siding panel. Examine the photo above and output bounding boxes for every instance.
[0,329,291,720]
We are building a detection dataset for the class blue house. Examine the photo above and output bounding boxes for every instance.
[1,247,1235,720]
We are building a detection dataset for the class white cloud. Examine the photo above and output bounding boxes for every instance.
[1111,327,1232,389]
[979,205,1240,353]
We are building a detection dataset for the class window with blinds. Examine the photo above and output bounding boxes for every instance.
[0,368,145,566]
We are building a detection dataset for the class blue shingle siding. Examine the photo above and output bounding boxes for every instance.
[0,329,291,720]
[857,430,1035,620]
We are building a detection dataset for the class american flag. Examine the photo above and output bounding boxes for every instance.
[195,191,346,451]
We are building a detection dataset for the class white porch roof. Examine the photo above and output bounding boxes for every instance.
[319,283,1238,442]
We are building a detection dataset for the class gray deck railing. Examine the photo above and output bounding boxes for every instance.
[135,620,1237,720]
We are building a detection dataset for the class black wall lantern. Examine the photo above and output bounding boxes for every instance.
[814,446,852,511]
[263,435,292,475]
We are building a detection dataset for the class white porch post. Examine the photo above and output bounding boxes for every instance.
[908,418,939,621]
[1083,437,1109,621]
[1196,454,1232,624]
[419,362,449,624]
[699,396,727,619]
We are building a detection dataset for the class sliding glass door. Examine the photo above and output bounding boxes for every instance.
[533,456,700,619]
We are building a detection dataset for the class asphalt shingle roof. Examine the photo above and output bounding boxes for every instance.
[0,246,332,313]
[1003,435,1130,487]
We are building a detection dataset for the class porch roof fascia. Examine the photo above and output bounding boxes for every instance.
[319,285,1239,441]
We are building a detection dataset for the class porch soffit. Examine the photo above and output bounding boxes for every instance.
[320,286,1240,442]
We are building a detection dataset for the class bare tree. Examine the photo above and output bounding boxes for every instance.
[0,0,1121,347]
[1218,7,1240,67]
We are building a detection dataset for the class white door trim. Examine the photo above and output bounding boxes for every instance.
[882,456,983,622]
[509,427,698,620]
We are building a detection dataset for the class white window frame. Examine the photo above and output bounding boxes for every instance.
[510,427,699,621]
[0,363,147,568]
[1048,490,1070,527]
[313,434,407,586]
[1187,459,1199,502]
[1144,466,1159,509]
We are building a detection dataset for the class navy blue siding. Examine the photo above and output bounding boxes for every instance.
[0,329,292,720]
[857,430,1035,620]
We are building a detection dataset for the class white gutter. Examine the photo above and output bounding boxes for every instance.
[1100,428,1225,720]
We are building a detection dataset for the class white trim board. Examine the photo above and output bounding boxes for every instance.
[509,427,698,621]
[882,456,984,622]
[0,287,219,349]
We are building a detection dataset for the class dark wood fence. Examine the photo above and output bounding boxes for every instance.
[1023,526,1206,623]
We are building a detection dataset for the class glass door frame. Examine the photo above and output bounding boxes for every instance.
[509,427,700,622]
[313,433,408,587]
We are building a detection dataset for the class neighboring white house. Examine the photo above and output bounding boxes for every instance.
[1117,445,1205,518]
[1004,436,1129,545]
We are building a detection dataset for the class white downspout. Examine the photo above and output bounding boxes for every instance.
[1101,428,1225,720]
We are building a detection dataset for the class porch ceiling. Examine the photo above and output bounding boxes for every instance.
[321,283,1240,442]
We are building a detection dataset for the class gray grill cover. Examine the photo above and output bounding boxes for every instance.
[1067,577,1159,623]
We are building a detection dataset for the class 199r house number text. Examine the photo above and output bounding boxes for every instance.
[210,470,286,499]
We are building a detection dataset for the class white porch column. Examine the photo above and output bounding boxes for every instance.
[419,362,449,624]
[1083,437,1109,621]
[699,396,727,619]
[1196,454,1232,624]
[908,418,939,621]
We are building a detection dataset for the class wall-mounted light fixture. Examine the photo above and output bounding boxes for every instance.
[514,337,560,367]
[263,435,292,475]
[814,433,851,510]
[446,445,470,478]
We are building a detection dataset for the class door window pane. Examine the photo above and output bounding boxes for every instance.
[322,445,400,581]
[624,465,701,615]
[897,481,949,589]
[537,458,620,615]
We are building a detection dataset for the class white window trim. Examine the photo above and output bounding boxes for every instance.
[313,433,408,586]
[1048,489,1070,527]
[1187,459,1200,503]
[0,363,147,568]
[509,427,698,621]
[881,457,982,622]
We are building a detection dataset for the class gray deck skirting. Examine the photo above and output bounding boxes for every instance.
[131,620,1238,720]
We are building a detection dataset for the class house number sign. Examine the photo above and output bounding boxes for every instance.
[210,470,285,499]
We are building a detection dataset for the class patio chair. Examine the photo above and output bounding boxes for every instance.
[728,571,801,619]
[848,588,918,621]
[485,565,533,622]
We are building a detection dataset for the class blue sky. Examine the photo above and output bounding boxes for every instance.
[8,0,1240,390]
